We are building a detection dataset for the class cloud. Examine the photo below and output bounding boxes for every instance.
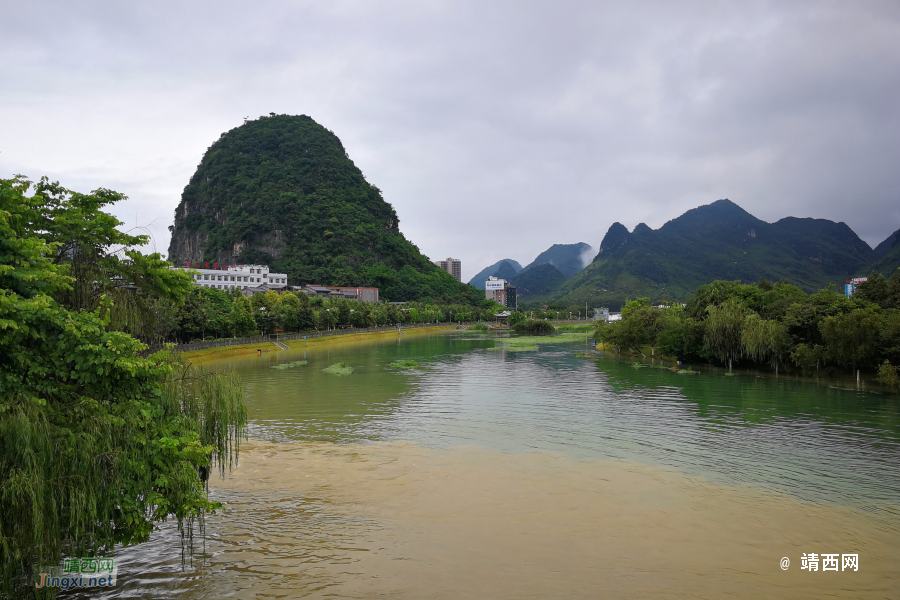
[1,0,898,281]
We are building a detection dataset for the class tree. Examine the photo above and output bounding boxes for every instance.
[23,177,193,338]
[0,177,246,597]
[705,299,747,370]
[854,272,890,308]
[280,293,301,331]
[742,314,790,374]
[819,307,882,372]
[228,295,257,337]
[507,311,526,328]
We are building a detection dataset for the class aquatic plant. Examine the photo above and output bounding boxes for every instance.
[390,360,420,369]
[322,362,354,375]
[270,360,308,370]
[574,352,594,358]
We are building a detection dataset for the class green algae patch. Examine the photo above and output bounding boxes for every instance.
[390,360,420,369]
[270,360,308,370]
[322,362,354,376]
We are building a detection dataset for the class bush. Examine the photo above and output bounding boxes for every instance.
[514,319,555,335]
[877,360,899,387]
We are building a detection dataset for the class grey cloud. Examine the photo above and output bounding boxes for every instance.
[1,0,898,281]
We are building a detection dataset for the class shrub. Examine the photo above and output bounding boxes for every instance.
[877,360,899,387]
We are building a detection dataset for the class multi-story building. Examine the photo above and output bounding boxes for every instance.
[434,257,462,282]
[173,263,289,291]
[485,276,517,310]
[301,285,380,303]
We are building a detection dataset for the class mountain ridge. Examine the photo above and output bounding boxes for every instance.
[523,199,876,309]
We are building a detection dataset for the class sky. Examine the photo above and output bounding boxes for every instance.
[2,0,899,282]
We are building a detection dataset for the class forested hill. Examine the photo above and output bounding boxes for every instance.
[869,227,900,276]
[521,242,592,279]
[532,199,876,309]
[468,259,522,289]
[167,114,479,303]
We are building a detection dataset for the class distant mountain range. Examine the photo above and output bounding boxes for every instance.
[519,199,897,309]
[469,243,593,293]
[468,259,523,289]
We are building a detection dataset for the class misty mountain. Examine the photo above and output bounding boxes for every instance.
[521,242,592,279]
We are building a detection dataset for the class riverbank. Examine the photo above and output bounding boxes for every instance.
[180,325,458,363]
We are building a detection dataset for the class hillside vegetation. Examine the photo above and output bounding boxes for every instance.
[168,114,479,303]
[530,200,876,309]
[468,259,522,288]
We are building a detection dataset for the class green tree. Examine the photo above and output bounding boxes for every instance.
[742,314,790,373]
[854,272,890,308]
[819,307,882,372]
[508,311,526,328]
[0,177,246,597]
[705,299,747,371]
[228,295,257,337]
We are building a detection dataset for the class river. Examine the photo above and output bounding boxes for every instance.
[70,330,900,598]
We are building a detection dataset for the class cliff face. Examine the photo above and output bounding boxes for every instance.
[167,114,471,302]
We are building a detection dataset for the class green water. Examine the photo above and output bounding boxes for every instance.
[218,331,899,513]
[67,330,900,599]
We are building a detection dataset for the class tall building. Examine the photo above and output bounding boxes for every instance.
[434,257,462,282]
[484,276,517,310]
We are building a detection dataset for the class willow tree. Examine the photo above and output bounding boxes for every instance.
[819,307,882,373]
[742,313,790,374]
[705,299,747,371]
[0,177,246,598]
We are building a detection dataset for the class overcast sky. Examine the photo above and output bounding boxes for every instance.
[3,0,899,281]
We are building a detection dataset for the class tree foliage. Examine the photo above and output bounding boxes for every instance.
[0,177,246,597]
[593,274,900,376]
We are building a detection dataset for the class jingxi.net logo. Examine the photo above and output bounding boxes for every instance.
[781,553,859,572]
[34,557,117,590]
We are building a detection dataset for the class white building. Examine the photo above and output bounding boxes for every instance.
[173,264,289,291]
[484,276,506,299]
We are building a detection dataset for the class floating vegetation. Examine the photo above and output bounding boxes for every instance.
[390,359,420,369]
[630,363,649,369]
[270,360,308,370]
[677,368,700,375]
[492,332,591,353]
[557,324,594,333]
[322,362,354,375]
[724,372,736,377]
[489,342,539,352]
[574,352,595,358]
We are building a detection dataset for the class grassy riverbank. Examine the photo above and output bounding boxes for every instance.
[181,325,459,363]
